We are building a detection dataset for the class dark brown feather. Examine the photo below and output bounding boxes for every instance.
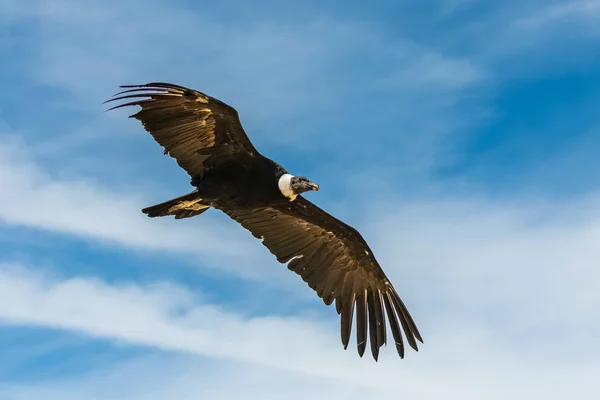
[367,291,380,360]
[356,289,367,357]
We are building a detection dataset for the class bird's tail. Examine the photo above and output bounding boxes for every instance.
[142,190,210,219]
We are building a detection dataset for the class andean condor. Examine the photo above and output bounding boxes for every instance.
[105,82,423,361]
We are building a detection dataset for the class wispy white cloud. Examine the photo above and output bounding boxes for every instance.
[513,0,600,31]
[396,52,486,89]
[0,136,285,281]
[0,263,407,392]
[0,240,598,399]
[0,139,213,251]
[0,353,382,400]
[419,0,600,78]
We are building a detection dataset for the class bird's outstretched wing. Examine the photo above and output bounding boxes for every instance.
[105,82,259,177]
[221,196,423,360]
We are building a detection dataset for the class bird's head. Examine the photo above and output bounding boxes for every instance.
[278,174,319,200]
[291,176,320,194]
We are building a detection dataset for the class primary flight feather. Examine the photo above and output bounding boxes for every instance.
[105,82,423,360]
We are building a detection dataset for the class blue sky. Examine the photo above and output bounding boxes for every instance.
[0,0,599,398]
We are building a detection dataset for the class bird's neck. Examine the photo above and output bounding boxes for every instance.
[278,173,297,200]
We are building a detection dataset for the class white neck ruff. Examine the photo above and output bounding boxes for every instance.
[278,173,297,200]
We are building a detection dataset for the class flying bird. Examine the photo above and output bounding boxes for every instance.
[105,82,423,361]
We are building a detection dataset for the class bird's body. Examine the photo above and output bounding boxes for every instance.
[105,82,423,361]
[144,150,293,217]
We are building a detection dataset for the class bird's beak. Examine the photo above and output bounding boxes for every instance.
[309,182,320,191]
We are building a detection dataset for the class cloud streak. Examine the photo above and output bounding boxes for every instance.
[513,0,600,30]
[0,137,281,281]
[0,248,598,399]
